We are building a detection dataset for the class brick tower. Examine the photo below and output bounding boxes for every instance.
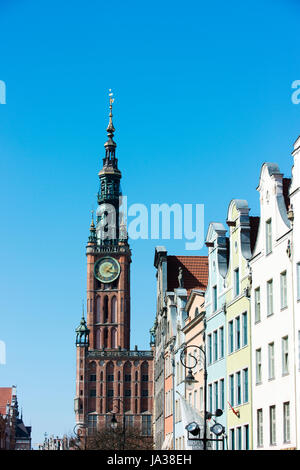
[74,93,153,442]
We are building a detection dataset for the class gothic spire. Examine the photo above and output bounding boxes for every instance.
[88,210,97,245]
[104,89,117,165]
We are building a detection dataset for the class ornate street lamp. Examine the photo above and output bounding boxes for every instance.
[110,413,118,430]
[180,344,226,450]
[109,398,126,450]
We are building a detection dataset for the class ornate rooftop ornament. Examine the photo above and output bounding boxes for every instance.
[75,305,90,347]
[178,266,184,288]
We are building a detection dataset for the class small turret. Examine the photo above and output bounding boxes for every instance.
[75,306,90,347]
[87,210,97,246]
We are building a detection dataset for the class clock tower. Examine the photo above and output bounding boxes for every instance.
[74,93,153,442]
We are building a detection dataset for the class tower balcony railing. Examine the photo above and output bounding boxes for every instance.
[87,350,154,359]
[95,245,130,254]
[97,193,120,204]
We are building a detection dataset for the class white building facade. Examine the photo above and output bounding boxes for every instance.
[289,136,300,450]
[250,162,296,450]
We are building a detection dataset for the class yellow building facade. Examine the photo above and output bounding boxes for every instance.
[225,200,259,450]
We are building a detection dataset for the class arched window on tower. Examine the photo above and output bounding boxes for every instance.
[104,296,108,323]
[111,328,117,349]
[111,296,117,323]
[104,328,108,348]
[96,297,101,323]
[96,329,101,349]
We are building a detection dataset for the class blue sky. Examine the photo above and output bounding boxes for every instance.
[0,0,300,447]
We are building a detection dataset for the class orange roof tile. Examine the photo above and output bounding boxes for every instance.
[167,255,208,295]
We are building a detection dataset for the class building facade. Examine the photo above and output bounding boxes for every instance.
[0,386,31,450]
[225,200,258,450]
[204,222,228,449]
[182,289,205,447]
[250,162,296,450]
[74,99,153,442]
[153,249,208,450]
[290,136,300,450]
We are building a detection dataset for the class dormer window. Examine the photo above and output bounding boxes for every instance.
[234,268,240,297]
[266,219,272,254]
[213,285,217,311]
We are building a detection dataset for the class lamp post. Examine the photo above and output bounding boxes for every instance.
[180,344,225,450]
[110,398,126,450]
[73,422,88,450]
[180,344,208,449]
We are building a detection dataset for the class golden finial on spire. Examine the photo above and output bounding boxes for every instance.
[109,89,114,108]
[90,209,95,229]
[106,89,115,135]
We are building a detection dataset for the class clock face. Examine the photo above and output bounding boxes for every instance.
[94,257,120,284]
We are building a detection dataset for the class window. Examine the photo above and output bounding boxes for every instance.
[142,415,152,436]
[282,336,289,375]
[214,381,218,410]
[229,321,234,353]
[297,263,300,300]
[208,334,212,364]
[230,429,235,450]
[125,374,131,382]
[267,279,273,316]
[266,219,272,254]
[220,379,225,410]
[229,374,234,406]
[255,288,261,322]
[125,415,134,428]
[236,427,242,450]
[213,330,218,361]
[88,415,97,434]
[234,268,240,296]
[236,316,241,350]
[280,271,287,309]
[90,389,96,397]
[236,371,241,405]
[298,331,300,371]
[208,384,213,412]
[213,285,217,311]
[268,342,275,380]
[283,402,290,443]
[107,389,114,397]
[142,375,149,382]
[142,390,148,397]
[243,368,248,403]
[90,374,96,382]
[256,348,262,384]
[200,387,204,411]
[244,425,249,450]
[257,409,263,447]
[270,405,276,445]
[219,327,224,358]
[107,375,114,382]
[242,312,248,347]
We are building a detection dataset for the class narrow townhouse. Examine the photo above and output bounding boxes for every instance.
[204,222,229,449]
[290,136,300,450]
[225,200,259,450]
[182,289,206,447]
[250,162,296,450]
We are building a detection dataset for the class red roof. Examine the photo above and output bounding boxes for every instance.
[167,255,208,295]
[0,387,12,416]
